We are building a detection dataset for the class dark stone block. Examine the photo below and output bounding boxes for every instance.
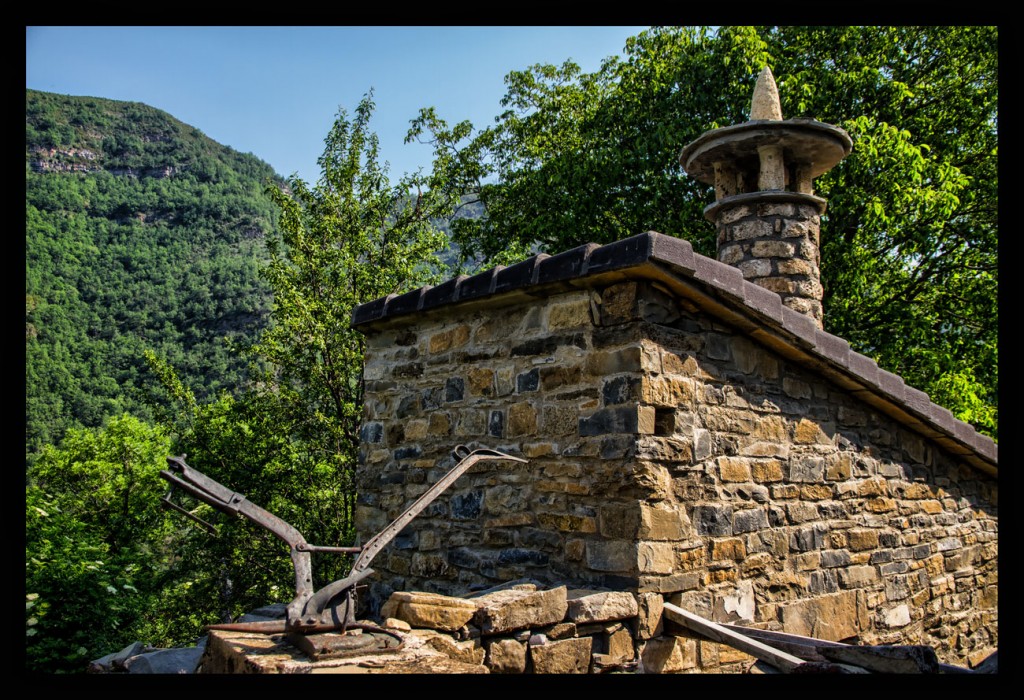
[497,548,550,566]
[600,435,635,459]
[869,550,893,564]
[379,471,405,485]
[445,377,465,402]
[516,368,540,393]
[393,445,422,460]
[768,506,786,527]
[449,547,482,570]
[537,243,600,285]
[421,387,443,410]
[422,275,467,311]
[393,362,423,379]
[579,407,639,436]
[692,504,734,536]
[733,508,768,533]
[488,410,504,438]
[706,333,731,361]
[790,524,827,552]
[601,575,638,590]
[602,375,641,405]
[693,254,745,300]
[495,254,548,294]
[820,550,851,568]
[520,528,563,549]
[458,267,499,301]
[351,295,389,326]
[813,329,851,369]
[592,323,643,349]
[393,533,418,549]
[511,333,586,357]
[385,287,427,317]
[360,422,383,444]
[879,532,900,548]
[395,330,417,347]
[809,570,839,594]
[586,232,655,274]
[397,394,421,419]
[450,490,484,520]
[780,305,817,346]
[742,280,784,324]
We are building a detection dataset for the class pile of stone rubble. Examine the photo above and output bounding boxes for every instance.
[89,581,997,674]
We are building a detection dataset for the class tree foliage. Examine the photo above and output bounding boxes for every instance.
[411,26,997,437]
[249,90,458,538]
[25,415,175,672]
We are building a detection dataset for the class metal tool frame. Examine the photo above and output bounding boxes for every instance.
[159,445,526,645]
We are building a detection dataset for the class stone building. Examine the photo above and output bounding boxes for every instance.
[350,69,997,669]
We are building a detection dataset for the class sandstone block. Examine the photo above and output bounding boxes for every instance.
[711,537,746,561]
[548,298,593,330]
[467,368,495,396]
[474,586,568,635]
[780,590,861,641]
[638,542,676,574]
[639,502,688,540]
[485,638,527,673]
[635,592,664,640]
[847,528,880,551]
[507,401,537,437]
[607,625,636,663]
[536,512,597,533]
[530,636,593,674]
[640,636,697,673]
[566,590,639,624]
[586,540,637,573]
[718,456,752,482]
[380,591,478,632]
[751,459,784,483]
[428,324,470,354]
[426,635,486,665]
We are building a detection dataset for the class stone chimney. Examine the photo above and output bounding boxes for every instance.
[679,67,852,329]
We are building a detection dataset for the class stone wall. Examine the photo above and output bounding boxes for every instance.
[355,277,997,669]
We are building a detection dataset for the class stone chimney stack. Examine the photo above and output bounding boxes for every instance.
[679,67,852,329]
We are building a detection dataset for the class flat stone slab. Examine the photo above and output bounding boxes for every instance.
[201,628,487,674]
[474,586,568,635]
[380,591,478,632]
[566,589,639,624]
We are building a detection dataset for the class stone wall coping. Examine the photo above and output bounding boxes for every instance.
[351,231,996,473]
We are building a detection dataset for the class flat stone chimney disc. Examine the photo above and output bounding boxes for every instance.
[680,119,853,186]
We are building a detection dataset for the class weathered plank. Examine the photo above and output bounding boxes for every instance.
[661,602,806,673]
[719,623,844,662]
[818,645,939,674]
[719,623,973,674]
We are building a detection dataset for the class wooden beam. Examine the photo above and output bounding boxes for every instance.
[719,623,974,674]
[661,602,806,673]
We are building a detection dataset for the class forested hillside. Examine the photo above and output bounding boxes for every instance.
[26,89,281,459]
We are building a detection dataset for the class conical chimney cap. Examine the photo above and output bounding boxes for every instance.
[750,66,783,121]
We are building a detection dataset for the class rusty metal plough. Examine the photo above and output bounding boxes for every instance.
[159,445,526,660]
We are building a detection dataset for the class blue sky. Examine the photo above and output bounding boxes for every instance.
[26,26,649,185]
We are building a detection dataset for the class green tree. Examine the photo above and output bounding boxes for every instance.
[136,91,461,632]
[250,90,457,538]
[25,415,175,672]
[410,25,997,437]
